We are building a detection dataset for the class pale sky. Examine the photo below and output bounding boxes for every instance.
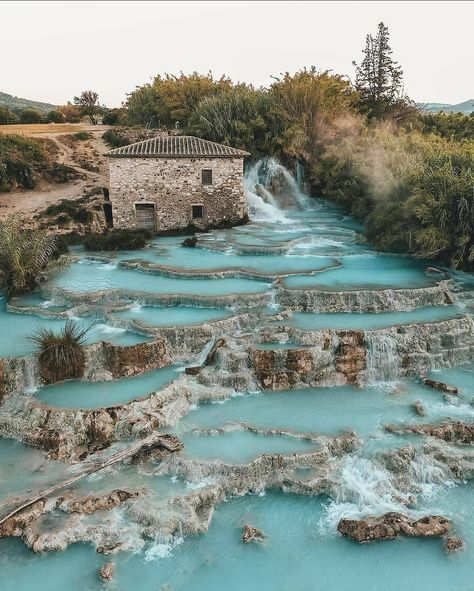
[1,1,472,107]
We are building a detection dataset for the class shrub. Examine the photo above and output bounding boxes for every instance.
[83,229,152,251]
[72,131,91,141]
[0,214,57,297]
[30,321,88,383]
[45,199,92,224]
[47,110,66,124]
[0,107,18,124]
[19,108,43,124]
[44,163,78,184]
[102,129,131,148]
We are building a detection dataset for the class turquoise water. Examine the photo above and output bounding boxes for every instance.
[283,254,435,291]
[0,172,473,590]
[275,305,464,330]
[427,363,474,396]
[176,380,470,439]
[49,260,272,295]
[2,488,474,591]
[34,365,183,409]
[0,298,149,357]
[180,429,319,463]
[0,439,68,502]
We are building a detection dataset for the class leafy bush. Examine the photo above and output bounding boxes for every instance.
[30,321,88,383]
[83,229,152,251]
[102,129,133,148]
[45,199,92,224]
[0,107,18,124]
[19,108,43,124]
[72,131,91,141]
[0,214,57,297]
[44,163,78,184]
[47,110,66,123]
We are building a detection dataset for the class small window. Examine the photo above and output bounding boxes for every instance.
[201,169,212,185]
[192,204,204,219]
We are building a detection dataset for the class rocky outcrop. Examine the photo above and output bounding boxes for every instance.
[445,536,464,553]
[57,489,143,514]
[99,562,115,581]
[276,282,455,313]
[182,236,197,247]
[249,346,335,390]
[412,401,426,416]
[101,340,170,379]
[335,331,366,384]
[423,379,459,396]
[242,524,265,543]
[385,421,474,445]
[337,512,451,543]
[0,499,46,538]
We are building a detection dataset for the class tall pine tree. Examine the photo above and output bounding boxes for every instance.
[353,22,410,120]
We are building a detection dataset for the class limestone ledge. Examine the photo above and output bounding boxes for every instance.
[5,435,474,556]
[276,280,456,312]
[42,286,272,310]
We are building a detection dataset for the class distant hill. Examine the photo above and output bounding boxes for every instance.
[0,91,57,113]
[422,99,474,114]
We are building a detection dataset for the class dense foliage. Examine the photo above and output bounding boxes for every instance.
[421,112,474,142]
[30,321,88,383]
[0,215,58,297]
[126,72,233,128]
[83,229,152,251]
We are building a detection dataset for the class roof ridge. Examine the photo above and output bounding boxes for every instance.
[105,135,250,158]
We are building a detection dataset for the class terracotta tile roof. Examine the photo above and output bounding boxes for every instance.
[105,135,250,158]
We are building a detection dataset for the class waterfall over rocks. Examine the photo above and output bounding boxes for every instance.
[244,158,310,222]
[364,331,400,384]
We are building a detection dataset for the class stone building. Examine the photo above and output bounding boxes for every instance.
[105,135,250,232]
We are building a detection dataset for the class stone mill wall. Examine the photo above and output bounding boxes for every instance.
[108,157,248,232]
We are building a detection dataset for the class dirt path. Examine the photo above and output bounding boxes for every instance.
[0,124,110,220]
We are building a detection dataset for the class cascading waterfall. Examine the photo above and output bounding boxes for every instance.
[364,331,400,384]
[244,157,311,222]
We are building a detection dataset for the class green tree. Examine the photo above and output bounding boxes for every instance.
[353,22,415,122]
[126,72,233,128]
[73,90,102,124]
[0,107,18,124]
[19,108,43,124]
[47,109,67,123]
[270,68,358,163]
[189,85,282,158]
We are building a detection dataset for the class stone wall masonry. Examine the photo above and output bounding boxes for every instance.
[109,157,248,231]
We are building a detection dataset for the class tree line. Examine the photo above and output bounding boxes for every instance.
[1,22,473,269]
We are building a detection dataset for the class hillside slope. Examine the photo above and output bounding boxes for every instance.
[423,99,474,114]
[0,91,57,113]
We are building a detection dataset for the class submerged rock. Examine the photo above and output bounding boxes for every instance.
[242,524,265,543]
[444,536,465,553]
[385,421,474,444]
[97,542,124,555]
[181,236,198,248]
[99,562,115,581]
[412,401,426,416]
[337,512,451,543]
[423,378,459,396]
